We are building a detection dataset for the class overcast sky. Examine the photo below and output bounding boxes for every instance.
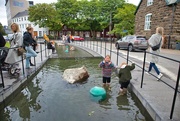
[0,0,141,26]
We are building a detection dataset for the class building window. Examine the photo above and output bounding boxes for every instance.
[39,31,42,37]
[24,17,26,21]
[21,17,23,21]
[144,13,152,30]
[147,0,153,6]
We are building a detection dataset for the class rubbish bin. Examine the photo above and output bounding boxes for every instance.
[176,42,180,50]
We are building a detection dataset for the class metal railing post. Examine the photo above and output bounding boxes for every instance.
[96,39,98,52]
[40,44,43,61]
[0,65,5,88]
[105,41,106,56]
[45,41,47,57]
[127,46,129,64]
[87,38,89,48]
[110,39,112,59]
[21,55,25,75]
[116,49,119,66]
[170,63,180,119]
[100,39,102,54]
[141,51,146,88]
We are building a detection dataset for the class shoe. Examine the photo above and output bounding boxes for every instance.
[30,63,35,66]
[145,72,150,75]
[157,73,163,81]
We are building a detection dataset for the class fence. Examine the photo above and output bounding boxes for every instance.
[73,38,180,120]
[0,41,49,89]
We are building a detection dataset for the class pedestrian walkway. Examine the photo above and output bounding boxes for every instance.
[71,40,180,121]
[0,43,52,103]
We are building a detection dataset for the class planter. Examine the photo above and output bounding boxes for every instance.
[176,42,180,50]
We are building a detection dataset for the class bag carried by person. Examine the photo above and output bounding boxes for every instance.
[151,38,162,51]
[17,47,25,56]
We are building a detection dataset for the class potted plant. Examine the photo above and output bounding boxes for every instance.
[176,40,180,50]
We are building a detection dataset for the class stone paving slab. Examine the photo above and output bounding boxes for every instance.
[72,41,180,121]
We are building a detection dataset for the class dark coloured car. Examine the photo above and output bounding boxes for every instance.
[115,35,148,51]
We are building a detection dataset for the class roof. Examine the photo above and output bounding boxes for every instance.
[134,0,180,15]
[12,10,29,19]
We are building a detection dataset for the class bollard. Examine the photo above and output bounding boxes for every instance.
[45,42,47,57]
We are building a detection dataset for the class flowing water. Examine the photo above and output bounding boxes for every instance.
[0,44,152,121]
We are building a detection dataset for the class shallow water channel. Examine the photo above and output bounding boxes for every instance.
[0,45,152,121]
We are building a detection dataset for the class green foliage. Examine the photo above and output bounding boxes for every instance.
[112,3,136,36]
[28,0,137,37]
[0,23,6,35]
[28,3,62,31]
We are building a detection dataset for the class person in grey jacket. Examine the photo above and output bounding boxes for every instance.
[146,27,164,80]
[5,23,23,72]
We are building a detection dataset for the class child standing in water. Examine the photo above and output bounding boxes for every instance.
[118,62,135,95]
[99,55,115,89]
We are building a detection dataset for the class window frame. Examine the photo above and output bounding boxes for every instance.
[147,0,153,6]
[144,13,152,30]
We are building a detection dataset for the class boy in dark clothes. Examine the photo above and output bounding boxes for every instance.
[118,62,135,95]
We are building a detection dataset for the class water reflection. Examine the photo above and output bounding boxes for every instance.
[0,77,42,120]
[0,58,150,121]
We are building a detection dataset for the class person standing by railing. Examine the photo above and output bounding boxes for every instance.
[4,23,23,72]
[23,27,37,69]
[146,27,164,80]
[0,32,6,47]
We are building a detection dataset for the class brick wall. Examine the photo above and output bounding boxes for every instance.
[135,0,180,44]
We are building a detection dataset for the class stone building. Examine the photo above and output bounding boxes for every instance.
[135,0,180,48]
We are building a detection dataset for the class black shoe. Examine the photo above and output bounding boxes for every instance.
[30,63,35,66]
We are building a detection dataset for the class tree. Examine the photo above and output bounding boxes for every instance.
[28,3,62,31]
[55,0,80,34]
[98,0,125,31]
[112,3,136,36]
[0,23,6,35]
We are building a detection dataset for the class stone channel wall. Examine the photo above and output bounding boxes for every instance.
[135,0,180,48]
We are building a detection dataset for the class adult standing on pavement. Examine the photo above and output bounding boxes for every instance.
[23,27,37,69]
[5,23,23,71]
[146,27,164,80]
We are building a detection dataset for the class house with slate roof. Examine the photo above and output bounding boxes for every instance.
[135,0,180,48]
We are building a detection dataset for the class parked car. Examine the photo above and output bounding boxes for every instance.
[115,35,148,51]
[73,36,84,41]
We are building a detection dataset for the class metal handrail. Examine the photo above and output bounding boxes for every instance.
[0,41,48,88]
[73,38,180,120]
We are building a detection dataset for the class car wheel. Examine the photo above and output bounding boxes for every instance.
[115,43,120,49]
[128,45,133,52]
